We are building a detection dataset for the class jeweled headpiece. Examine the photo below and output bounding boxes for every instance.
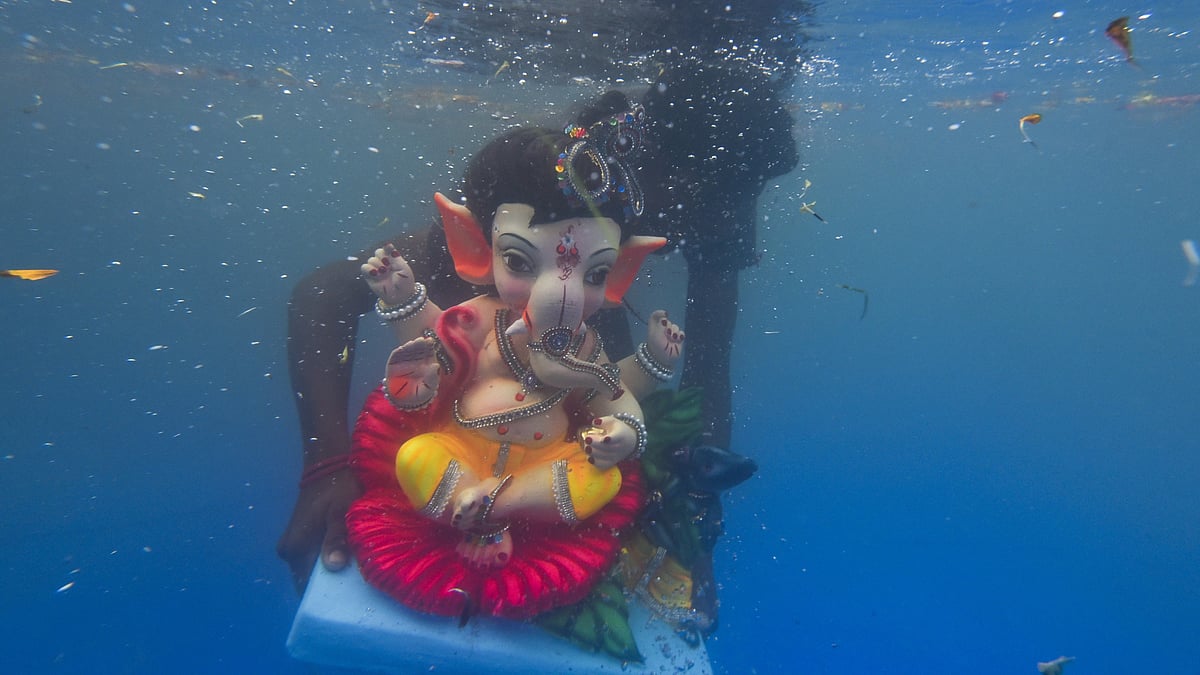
[555,104,646,222]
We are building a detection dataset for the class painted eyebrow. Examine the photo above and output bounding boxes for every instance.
[588,247,618,261]
[497,233,537,249]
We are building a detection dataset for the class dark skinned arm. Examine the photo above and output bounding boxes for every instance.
[276,223,475,591]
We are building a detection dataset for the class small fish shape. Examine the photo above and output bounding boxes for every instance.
[1037,656,1075,675]
[339,345,350,365]
[187,191,206,200]
[276,66,297,80]
[236,113,263,128]
[1,269,58,281]
[1019,113,1042,148]
[422,58,466,68]
[56,581,75,593]
[420,11,438,28]
[491,60,510,80]
[1105,17,1137,66]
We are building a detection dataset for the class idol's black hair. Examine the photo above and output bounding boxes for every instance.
[461,91,638,239]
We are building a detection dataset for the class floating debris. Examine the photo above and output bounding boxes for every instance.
[837,284,869,319]
[237,306,259,318]
[1182,239,1199,287]
[1,269,58,281]
[796,179,826,222]
[187,191,206,200]
[800,201,826,223]
[447,587,475,628]
[1105,17,1136,66]
[55,581,75,594]
[1018,113,1042,149]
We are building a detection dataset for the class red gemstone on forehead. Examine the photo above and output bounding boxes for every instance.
[533,432,543,440]
[497,425,509,435]
[514,392,526,401]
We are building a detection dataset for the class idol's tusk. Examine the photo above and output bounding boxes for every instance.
[505,316,529,336]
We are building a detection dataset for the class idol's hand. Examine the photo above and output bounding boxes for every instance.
[382,337,441,410]
[580,415,637,469]
[362,243,415,306]
[646,309,684,367]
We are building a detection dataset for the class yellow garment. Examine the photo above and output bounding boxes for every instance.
[395,421,621,521]
[619,532,694,616]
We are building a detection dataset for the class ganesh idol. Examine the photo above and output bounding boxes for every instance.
[344,105,685,620]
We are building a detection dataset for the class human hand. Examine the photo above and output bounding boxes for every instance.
[276,466,361,592]
[383,336,441,409]
[362,243,416,306]
[646,309,685,367]
[580,415,638,469]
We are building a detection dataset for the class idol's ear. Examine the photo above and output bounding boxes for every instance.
[605,236,667,305]
[435,192,494,285]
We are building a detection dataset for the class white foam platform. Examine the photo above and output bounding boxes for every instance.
[288,561,713,674]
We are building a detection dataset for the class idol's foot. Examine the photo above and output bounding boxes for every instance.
[456,528,513,569]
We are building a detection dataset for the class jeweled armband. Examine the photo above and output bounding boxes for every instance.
[420,458,462,519]
[552,459,578,526]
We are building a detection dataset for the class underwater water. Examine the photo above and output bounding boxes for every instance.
[2,1,1198,673]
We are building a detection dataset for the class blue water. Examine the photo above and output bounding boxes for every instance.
[3,1,1198,673]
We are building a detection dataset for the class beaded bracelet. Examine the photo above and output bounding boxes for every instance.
[612,411,648,460]
[375,282,428,322]
[634,342,673,382]
[299,454,352,488]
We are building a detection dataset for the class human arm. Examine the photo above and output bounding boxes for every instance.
[276,223,475,591]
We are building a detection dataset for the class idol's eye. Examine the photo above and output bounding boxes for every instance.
[501,250,534,275]
[584,265,611,286]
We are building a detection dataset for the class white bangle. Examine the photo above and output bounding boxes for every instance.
[376,282,427,322]
[634,342,673,382]
[612,412,648,459]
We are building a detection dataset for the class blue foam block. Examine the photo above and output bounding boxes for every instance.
[288,561,712,674]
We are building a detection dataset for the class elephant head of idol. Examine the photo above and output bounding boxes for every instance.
[435,193,663,397]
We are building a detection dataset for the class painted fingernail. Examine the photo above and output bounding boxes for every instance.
[602,436,611,444]
[661,318,669,326]
[584,436,593,445]
[592,417,603,426]
[587,456,595,464]
[369,268,378,276]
